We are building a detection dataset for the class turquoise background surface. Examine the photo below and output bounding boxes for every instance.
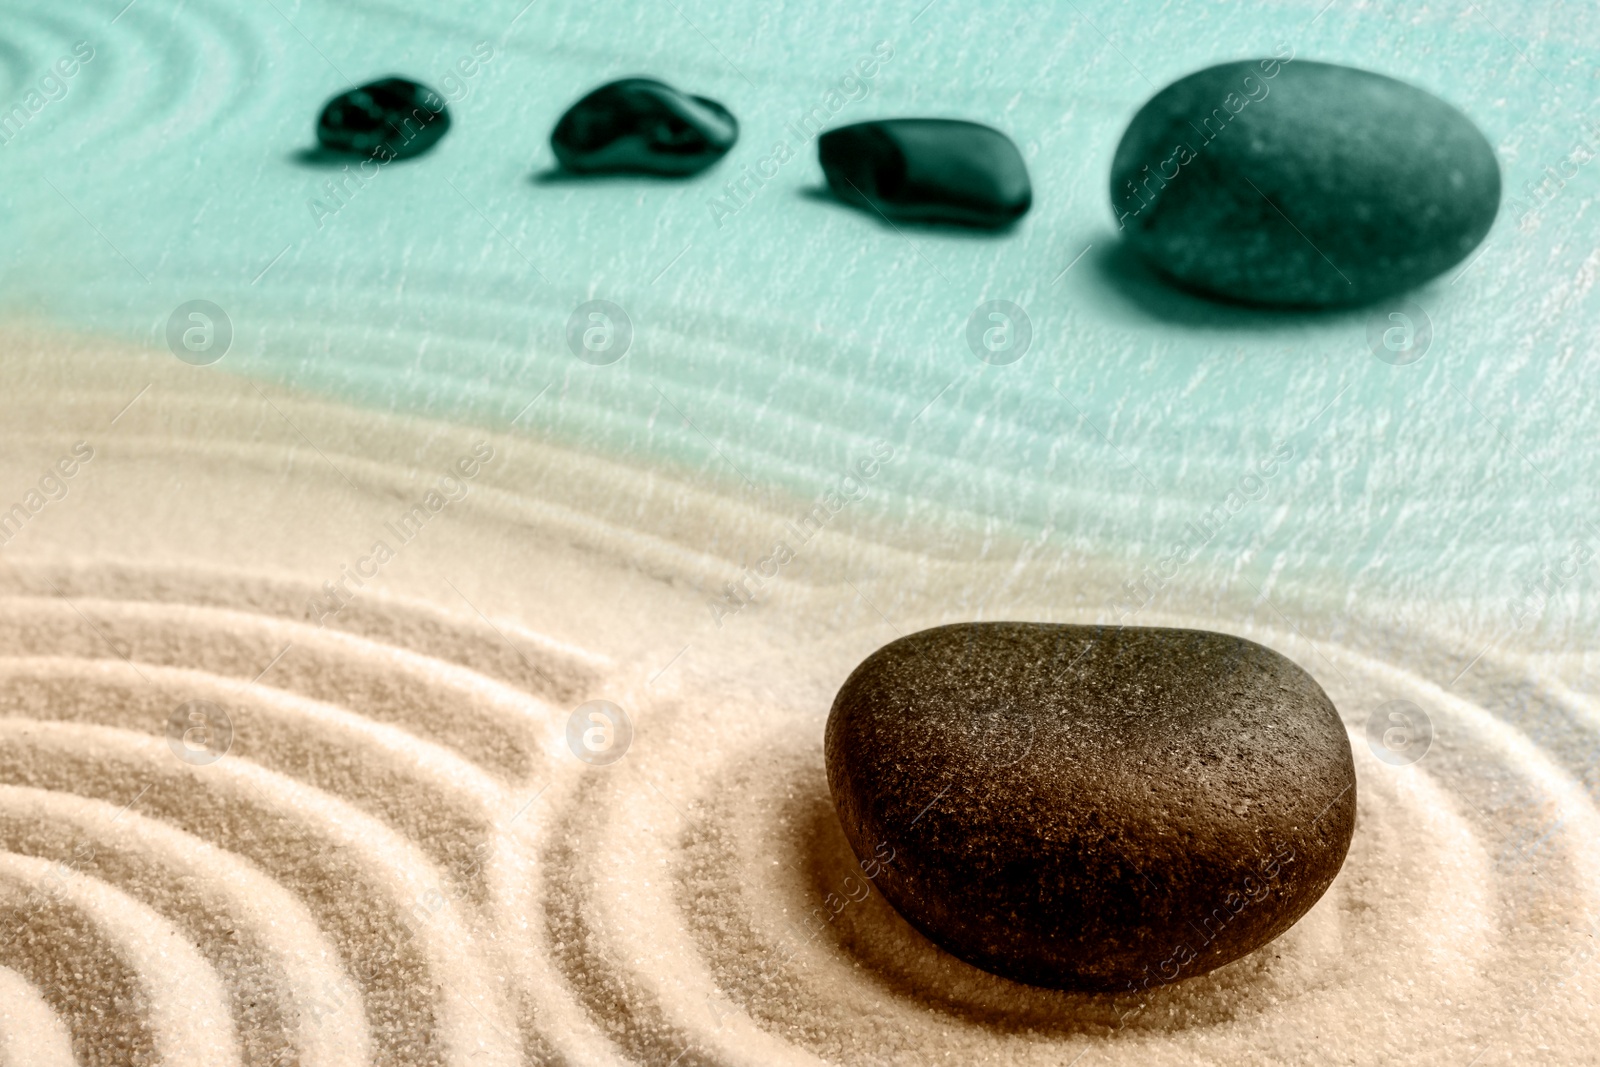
[2,0,1596,645]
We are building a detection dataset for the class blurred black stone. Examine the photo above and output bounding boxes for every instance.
[317,77,450,160]
[818,119,1031,228]
[825,623,1357,992]
[550,78,738,176]
[1110,59,1500,307]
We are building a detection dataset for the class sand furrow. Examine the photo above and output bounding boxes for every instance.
[0,784,372,1067]
[0,721,521,1067]
[0,596,565,779]
[0,854,239,1067]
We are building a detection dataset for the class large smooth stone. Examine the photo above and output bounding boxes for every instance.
[819,119,1031,228]
[1110,59,1500,306]
[825,623,1357,992]
[550,78,738,176]
[317,77,450,160]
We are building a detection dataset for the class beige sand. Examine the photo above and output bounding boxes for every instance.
[0,326,1596,1065]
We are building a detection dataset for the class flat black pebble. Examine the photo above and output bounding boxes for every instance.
[550,78,738,176]
[825,623,1356,992]
[1111,59,1500,307]
[317,77,450,160]
[819,119,1031,228]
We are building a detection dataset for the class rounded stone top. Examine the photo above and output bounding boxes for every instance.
[825,622,1357,991]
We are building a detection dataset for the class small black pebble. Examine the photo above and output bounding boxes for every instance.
[818,119,1031,228]
[1110,58,1500,306]
[825,623,1357,992]
[317,77,450,160]
[550,78,738,176]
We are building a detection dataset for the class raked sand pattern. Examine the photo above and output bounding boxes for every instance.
[2,0,1599,1062]
[0,336,1597,1065]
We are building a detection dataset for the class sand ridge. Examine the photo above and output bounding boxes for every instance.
[0,330,1596,1064]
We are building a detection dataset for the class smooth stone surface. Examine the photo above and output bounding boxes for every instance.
[818,119,1031,228]
[1110,59,1501,307]
[550,78,738,176]
[825,623,1357,992]
[317,77,450,160]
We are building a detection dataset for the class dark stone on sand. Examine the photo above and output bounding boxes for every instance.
[825,623,1356,992]
[1110,58,1500,307]
[818,119,1031,228]
[550,78,738,176]
[317,77,450,160]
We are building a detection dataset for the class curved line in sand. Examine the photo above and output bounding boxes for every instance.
[0,720,524,1067]
[0,550,1590,1063]
[0,784,373,1067]
[0,852,242,1067]
[0,595,564,752]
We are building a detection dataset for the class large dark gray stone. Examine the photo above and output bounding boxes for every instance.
[819,119,1032,228]
[551,78,738,176]
[825,623,1356,992]
[1110,58,1500,306]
